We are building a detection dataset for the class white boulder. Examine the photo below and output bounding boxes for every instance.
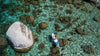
[6,21,34,52]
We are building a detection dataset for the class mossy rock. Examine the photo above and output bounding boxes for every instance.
[0,37,8,50]
[39,22,48,29]
[81,45,95,54]
[93,17,100,22]
[75,27,87,35]
[58,38,68,47]
[38,43,45,50]
[49,46,60,56]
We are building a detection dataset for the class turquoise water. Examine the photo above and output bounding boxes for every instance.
[0,0,100,56]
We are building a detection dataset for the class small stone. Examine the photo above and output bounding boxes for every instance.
[6,22,34,52]
[67,38,74,41]
[51,47,59,53]
[0,37,8,50]
[50,46,60,56]
[36,27,41,33]
[58,38,68,47]
[72,1,77,5]
[32,21,36,27]
[59,16,64,22]
[38,43,45,50]
[59,7,63,10]
[38,0,41,2]
[26,15,34,24]
[76,27,87,35]
[81,45,95,54]
[48,18,53,21]
[55,24,60,31]
[53,5,57,8]
[35,38,39,42]
[32,1,38,5]
[50,0,55,1]
[45,5,48,7]
[76,6,80,9]
[19,15,25,21]
[42,14,46,17]
[81,8,88,13]
[10,12,15,15]
[64,17,70,22]
[89,11,92,13]
[39,22,48,29]
[66,10,72,14]
[38,10,42,13]
[19,15,27,24]
[59,16,70,23]
[67,0,72,4]
[22,19,26,24]
[93,17,99,22]
[25,9,30,13]
[51,54,59,56]
[69,31,76,35]
[77,3,82,5]
[23,3,30,6]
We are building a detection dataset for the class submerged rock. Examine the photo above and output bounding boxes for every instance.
[32,1,39,5]
[58,38,68,47]
[36,27,41,33]
[93,17,100,22]
[6,22,34,52]
[66,10,72,14]
[64,17,71,22]
[56,0,68,5]
[55,24,60,31]
[72,1,77,5]
[38,43,45,50]
[25,8,30,13]
[34,38,39,42]
[81,45,95,54]
[67,0,72,4]
[67,38,74,41]
[39,22,48,29]
[49,46,60,56]
[81,8,88,13]
[0,36,8,50]
[19,15,27,24]
[26,15,35,24]
[59,16,70,23]
[75,27,87,35]
[32,21,36,27]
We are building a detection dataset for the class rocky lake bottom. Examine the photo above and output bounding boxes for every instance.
[0,0,100,56]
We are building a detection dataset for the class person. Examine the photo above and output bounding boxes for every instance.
[52,33,59,47]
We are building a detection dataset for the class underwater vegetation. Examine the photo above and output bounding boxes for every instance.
[0,0,100,56]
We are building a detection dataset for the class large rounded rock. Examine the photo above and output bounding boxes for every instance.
[6,22,34,52]
[39,22,48,29]
[0,37,8,50]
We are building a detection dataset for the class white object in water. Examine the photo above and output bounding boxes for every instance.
[6,22,34,50]
[52,33,59,47]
